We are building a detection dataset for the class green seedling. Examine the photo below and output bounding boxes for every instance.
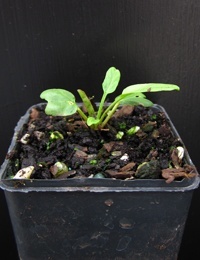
[118,122,127,130]
[49,131,64,140]
[127,126,140,135]
[116,131,124,139]
[47,131,64,149]
[40,67,179,130]
[89,159,98,165]
[151,114,157,120]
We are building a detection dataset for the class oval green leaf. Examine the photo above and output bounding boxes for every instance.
[102,67,121,94]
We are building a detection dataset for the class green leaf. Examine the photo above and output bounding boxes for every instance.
[97,67,121,119]
[115,92,146,102]
[102,67,121,94]
[122,83,180,94]
[120,96,153,107]
[87,117,100,126]
[40,89,78,116]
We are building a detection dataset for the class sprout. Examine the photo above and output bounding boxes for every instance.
[116,131,124,139]
[89,159,98,165]
[49,131,64,141]
[127,126,140,135]
[47,131,64,150]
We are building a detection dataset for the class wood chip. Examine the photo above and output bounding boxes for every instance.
[103,142,115,152]
[74,150,88,159]
[171,148,181,168]
[162,167,197,183]
[120,162,136,172]
[30,108,39,120]
[105,170,135,179]
[56,170,76,179]
[113,105,134,118]
[103,141,123,152]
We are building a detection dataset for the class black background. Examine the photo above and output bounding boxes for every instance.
[0,1,200,259]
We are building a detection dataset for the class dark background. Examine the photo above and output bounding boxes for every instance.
[0,1,200,259]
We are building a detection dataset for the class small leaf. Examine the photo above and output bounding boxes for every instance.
[122,83,180,94]
[40,89,78,116]
[87,117,100,126]
[102,67,121,94]
[77,89,95,116]
[127,126,140,135]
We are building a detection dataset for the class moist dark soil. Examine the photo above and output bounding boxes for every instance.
[6,104,196,183]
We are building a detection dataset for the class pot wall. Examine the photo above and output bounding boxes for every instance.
[3,189,193,260]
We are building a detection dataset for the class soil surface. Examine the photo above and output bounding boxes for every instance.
[6,104,196,183]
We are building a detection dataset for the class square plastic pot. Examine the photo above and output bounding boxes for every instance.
[0,104,199,260]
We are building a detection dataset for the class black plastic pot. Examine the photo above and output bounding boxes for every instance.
[0,104,199,260]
